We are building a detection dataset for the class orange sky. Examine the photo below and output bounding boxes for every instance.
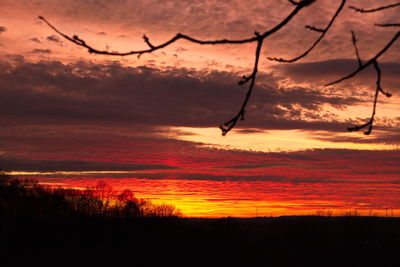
[0,0,399,217]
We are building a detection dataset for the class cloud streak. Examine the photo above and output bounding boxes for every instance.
[1,158,177,172]
[29,48,52,54]
[272,59,400,92]
[0,56,368,131]
[1,122,399,184]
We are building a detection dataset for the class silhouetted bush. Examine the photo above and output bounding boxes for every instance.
[0,177,182,219]
[140,202,183,218]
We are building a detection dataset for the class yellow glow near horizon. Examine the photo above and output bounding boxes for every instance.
[169,127,398,152]
[34,178,400,218]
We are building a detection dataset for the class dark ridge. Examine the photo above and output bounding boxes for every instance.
[1,175,399,266]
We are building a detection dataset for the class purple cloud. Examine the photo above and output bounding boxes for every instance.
[30,49,52,53]
[0,56,363,131]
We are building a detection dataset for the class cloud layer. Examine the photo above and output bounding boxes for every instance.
[2,123,399,184]
[0,56,371,131]
[3,0,400,64]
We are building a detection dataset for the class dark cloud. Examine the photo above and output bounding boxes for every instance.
[1,158,178,172]
[29,37,41,43]
[0,115,398,183]
[0,26,6,33]
[0,56,363,131]
[216,162,300,169]
[234,129,265,134]
[1,124,398,183]
[30,49,52,54]
[279,148,400,169]
[46,35,61,43]
[97,32,107,35]
[311,127,400,145]
[273,59,361,81]
[272,59,400,93]
[175,47,188,53]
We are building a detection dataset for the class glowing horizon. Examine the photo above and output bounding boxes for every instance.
[1,0,399,218]
[31,176,400,218]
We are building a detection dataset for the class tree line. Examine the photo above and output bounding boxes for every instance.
[0,172,182,218]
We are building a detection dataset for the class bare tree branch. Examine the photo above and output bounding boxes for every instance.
[288,0,301,5]
[326,31,400,86]
[349,2,400,13]
[347,61,391,135]
[39,0,315,57]
[268,0,346,63]
[39,0,316,136]
[38,0,398,136]
[327,30,398,135]
[375,23,400,27]
[143,35,155,49]
[324,3,400,135]
[220,35,263,135]
[351,31,362,67]
[305,25,325,33]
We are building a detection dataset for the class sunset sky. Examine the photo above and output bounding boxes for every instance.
[1,0,399,217]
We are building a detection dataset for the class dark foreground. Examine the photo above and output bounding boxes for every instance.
[2,215,400,267]
[1,178,399,266]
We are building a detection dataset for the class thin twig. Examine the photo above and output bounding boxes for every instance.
[328,32,396,135]
[326,28,399,135]
[288,0,301,5]
[351,31,362,67]
[349,2,400,13]
[305,25,325,33]
[38,0,314,57]
[220,35,263,135]
[268,0,346,63]
[375,23,400,27]
[326,31,400,86]
[347,61,391,135]
[327,0,400,135]
[143,35,155,49]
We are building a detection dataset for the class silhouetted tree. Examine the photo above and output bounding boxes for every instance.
[0,177,182,218]
[39,1,399,135]
[140,201,183,218]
